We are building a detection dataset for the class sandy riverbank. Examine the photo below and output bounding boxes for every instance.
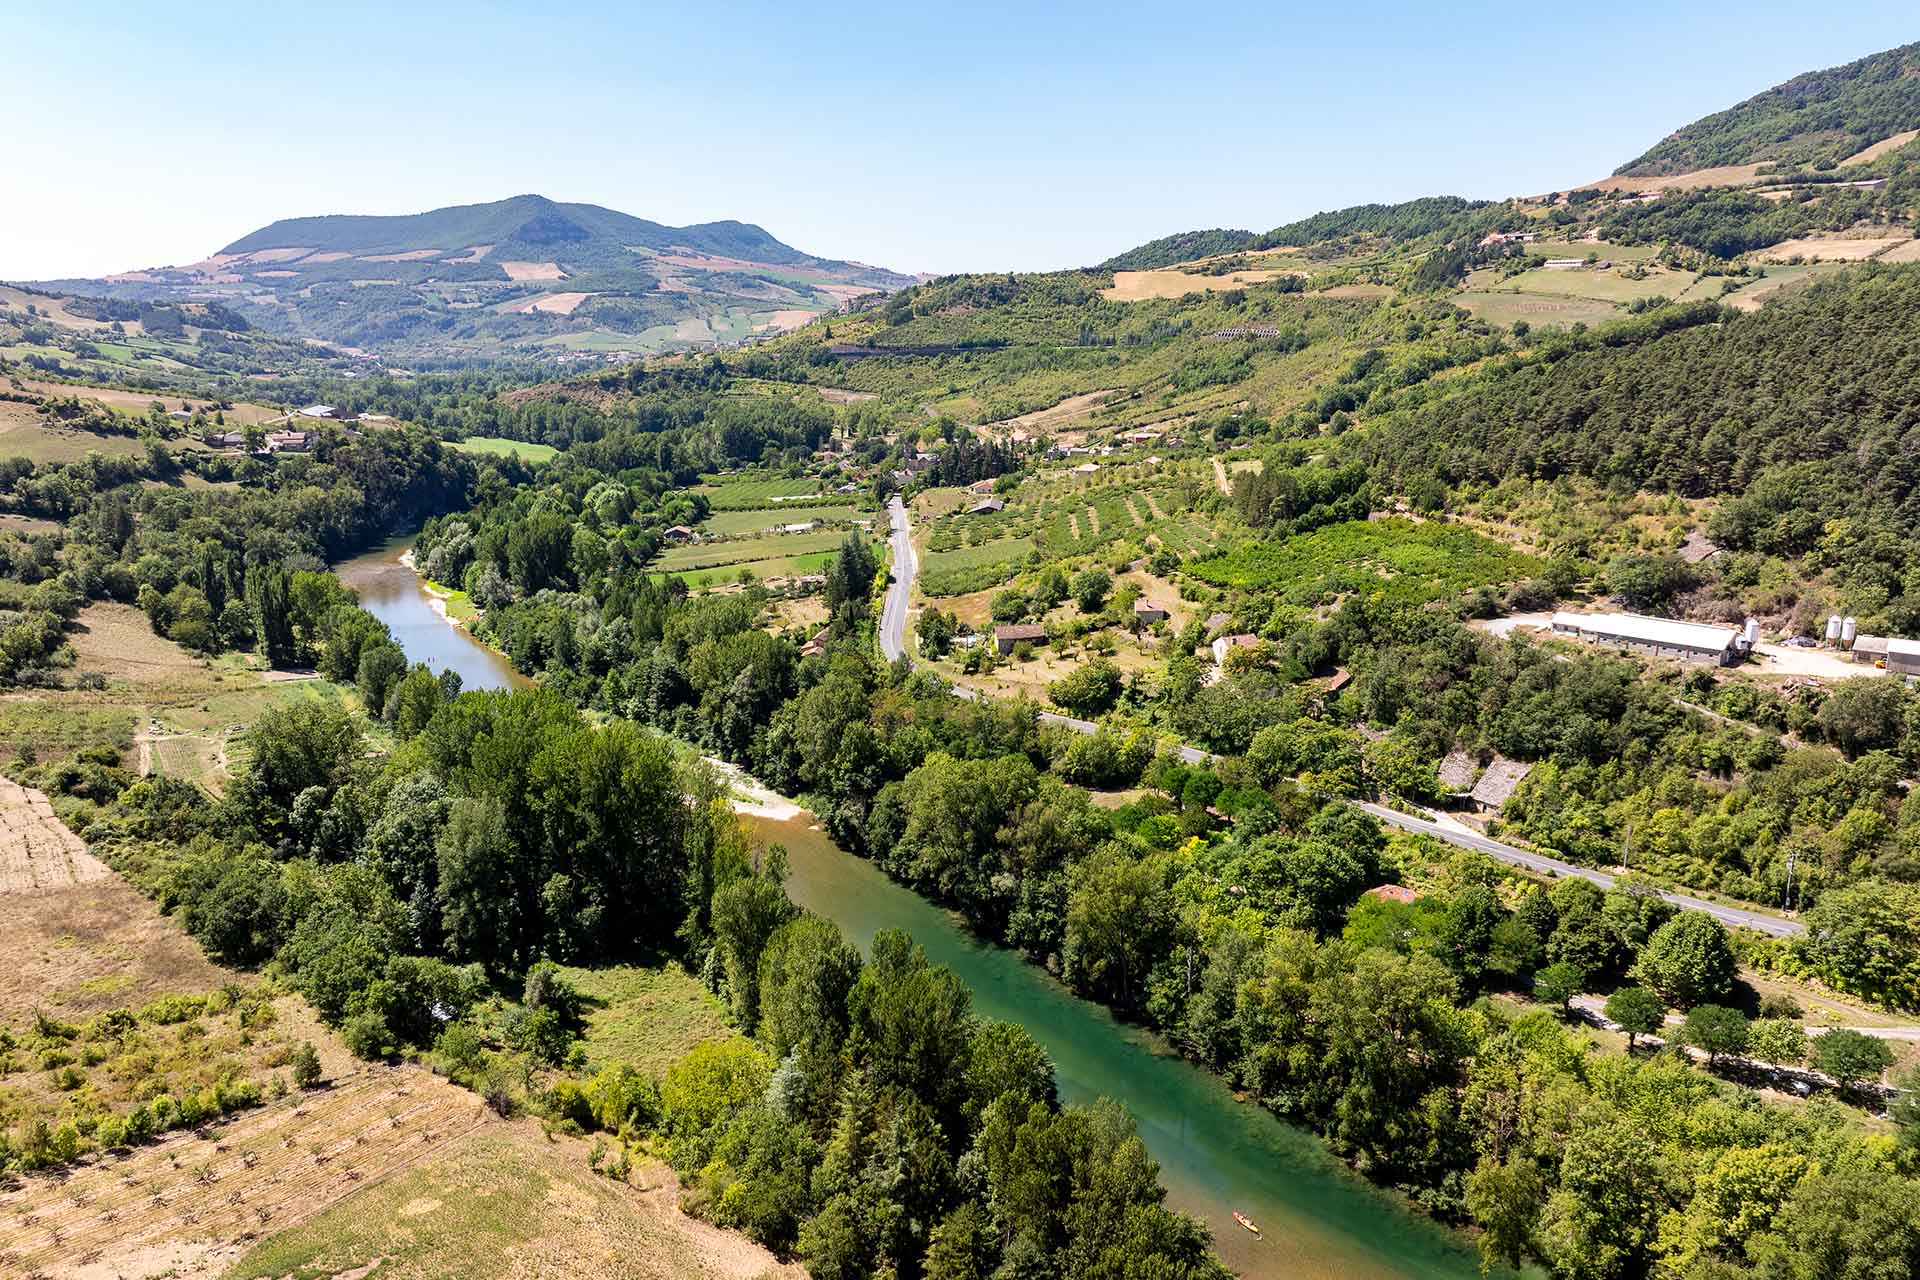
[397,548,460,627]
[703,756,810,821]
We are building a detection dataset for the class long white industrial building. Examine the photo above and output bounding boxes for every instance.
[1549,611,1752,666]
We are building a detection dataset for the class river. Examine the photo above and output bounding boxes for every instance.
[340,541,1499,1280]
[335,539,529,693]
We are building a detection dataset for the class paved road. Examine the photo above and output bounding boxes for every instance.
[879,496,914,663]
[1351,801,1804,937]
[877,497,1800,936]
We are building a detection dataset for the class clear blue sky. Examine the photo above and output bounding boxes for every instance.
[3,2,1915,278]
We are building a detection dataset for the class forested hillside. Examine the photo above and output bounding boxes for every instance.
[1355,267,1920,611]
[1100,228,1257,270]
[1618,41,1920,175]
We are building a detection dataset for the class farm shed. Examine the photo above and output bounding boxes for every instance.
[1549,611,1747,666]
[1437,750,1478,797]
[993,623,1047,655]
[1851,634,1890,664]
[967,497,1005,515]
[1470,759,1533,813]
[1888,637,1920,676]
[1134,601,1169,624]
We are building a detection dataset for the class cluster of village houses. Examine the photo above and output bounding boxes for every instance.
[198,404,390,456]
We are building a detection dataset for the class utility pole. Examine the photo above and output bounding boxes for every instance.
[1782,847,1797,913]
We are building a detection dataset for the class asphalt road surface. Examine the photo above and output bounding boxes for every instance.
[876,496,1802,937]
[880,496,914,663]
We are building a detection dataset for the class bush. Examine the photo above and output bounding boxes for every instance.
[290,1041,323,1088]
[342,1011,394,1060]
[435,1022,486,1079]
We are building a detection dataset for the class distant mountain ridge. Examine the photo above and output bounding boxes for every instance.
[32,194,914,364]
[219,195,821,268]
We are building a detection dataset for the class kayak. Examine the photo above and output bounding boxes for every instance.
[1233,1211,1261,1237]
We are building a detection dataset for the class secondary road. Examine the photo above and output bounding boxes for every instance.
[878,496,1803,936]
[1350,802,1804,937]
[879,496,915,663]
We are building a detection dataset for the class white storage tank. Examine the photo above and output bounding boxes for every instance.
[1827,615,1844,643]
[1744,618,1760,649]
[1842,617,1858,646]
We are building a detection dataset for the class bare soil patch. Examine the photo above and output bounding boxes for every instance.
[1103,268,1300,302]
[499,261,568,282]
[505,291,593,315]
[1573,164,1765,195]
[755,308,816,332]
[1876,238,1920,263]
[813,387,876,404]
[0,776,109,894]
[0,864,221,1027]
[981,389,1118,437]
[1755,236,1909,263]
[1841,129,1919,165]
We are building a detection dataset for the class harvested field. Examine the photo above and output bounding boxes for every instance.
[0,1065,494,1280]
[0,403,149,462]
[1103,267,1300,302]
[1841,129,1919,165]
[507,291,593,315]
[68,603,204,685]
[1875,238,1920,263]
[1454,291,1621,330]
[15,378,283,425]
[813,386,876,404]
[0,775,108,892]
[754,308,816,332]
[1755,236,1909,263]
[0,860,222,1029]
[360,248,443,263]
[1573,164,1765,195]
[226,1114,801,1280]
[499,260,568,281]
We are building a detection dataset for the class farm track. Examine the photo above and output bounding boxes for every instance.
[0,1066,492,1279]
[1143,493,1168,520]
[1211,457,1231,495]
[1085,506,1100,537]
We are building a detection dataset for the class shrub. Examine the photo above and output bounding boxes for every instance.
[341,1011,393,1061]
[290,1041,323,1089]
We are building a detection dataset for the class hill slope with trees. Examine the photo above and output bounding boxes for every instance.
[1617,41,1920,175]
